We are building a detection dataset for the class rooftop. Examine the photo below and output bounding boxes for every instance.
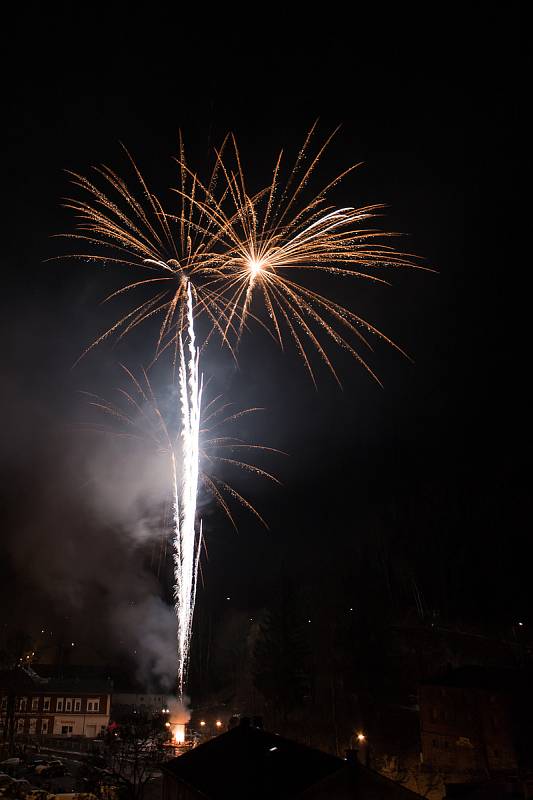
[162,722,420,798]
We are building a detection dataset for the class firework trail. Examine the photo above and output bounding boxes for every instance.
[82,288,280,698]
[172,283,202,698]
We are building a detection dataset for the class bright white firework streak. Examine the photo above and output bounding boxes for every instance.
[173,282,203,701]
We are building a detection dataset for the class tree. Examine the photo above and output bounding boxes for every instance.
[105,710,167,800]
[253,584,309,733]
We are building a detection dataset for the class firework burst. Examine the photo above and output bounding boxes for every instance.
[171,123,426,385]
[56,135,246,365]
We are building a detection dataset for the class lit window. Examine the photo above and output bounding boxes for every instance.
[56,698,64,711]
[87,698,100,712]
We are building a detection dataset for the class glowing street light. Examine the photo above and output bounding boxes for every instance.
[356,732,366,743]
[215,720,222,729]
[200,720,206,727]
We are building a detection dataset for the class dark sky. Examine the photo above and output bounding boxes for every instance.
[0,8,524,674]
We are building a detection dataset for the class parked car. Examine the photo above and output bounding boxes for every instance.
[51,794,99,800]
[33,761,51,775]
[34,759,62,775]
[0,775,34,794]
[10,777,32,789]
[41,763,67,778]
[25,756,46,766]
[87,754,106,768]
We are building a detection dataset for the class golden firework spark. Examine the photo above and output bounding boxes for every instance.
[55,135,248,365]
[60,126,425,384]
[171,123,427,385]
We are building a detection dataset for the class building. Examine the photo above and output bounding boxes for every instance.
[111,691,169,714]
[0,667,112,739]
[419,667,518,783]
[162,719,422,799]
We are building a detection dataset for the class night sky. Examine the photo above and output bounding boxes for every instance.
[0,9,523,679]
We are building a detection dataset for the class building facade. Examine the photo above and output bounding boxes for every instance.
[419,669,518,782]
[1,671,111,739]
[111,692,168,713]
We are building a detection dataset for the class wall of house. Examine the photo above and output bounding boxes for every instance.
[419,684,517,779]
[112,692,166,711]
[52,713,109,737]
[1,688,111,738]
